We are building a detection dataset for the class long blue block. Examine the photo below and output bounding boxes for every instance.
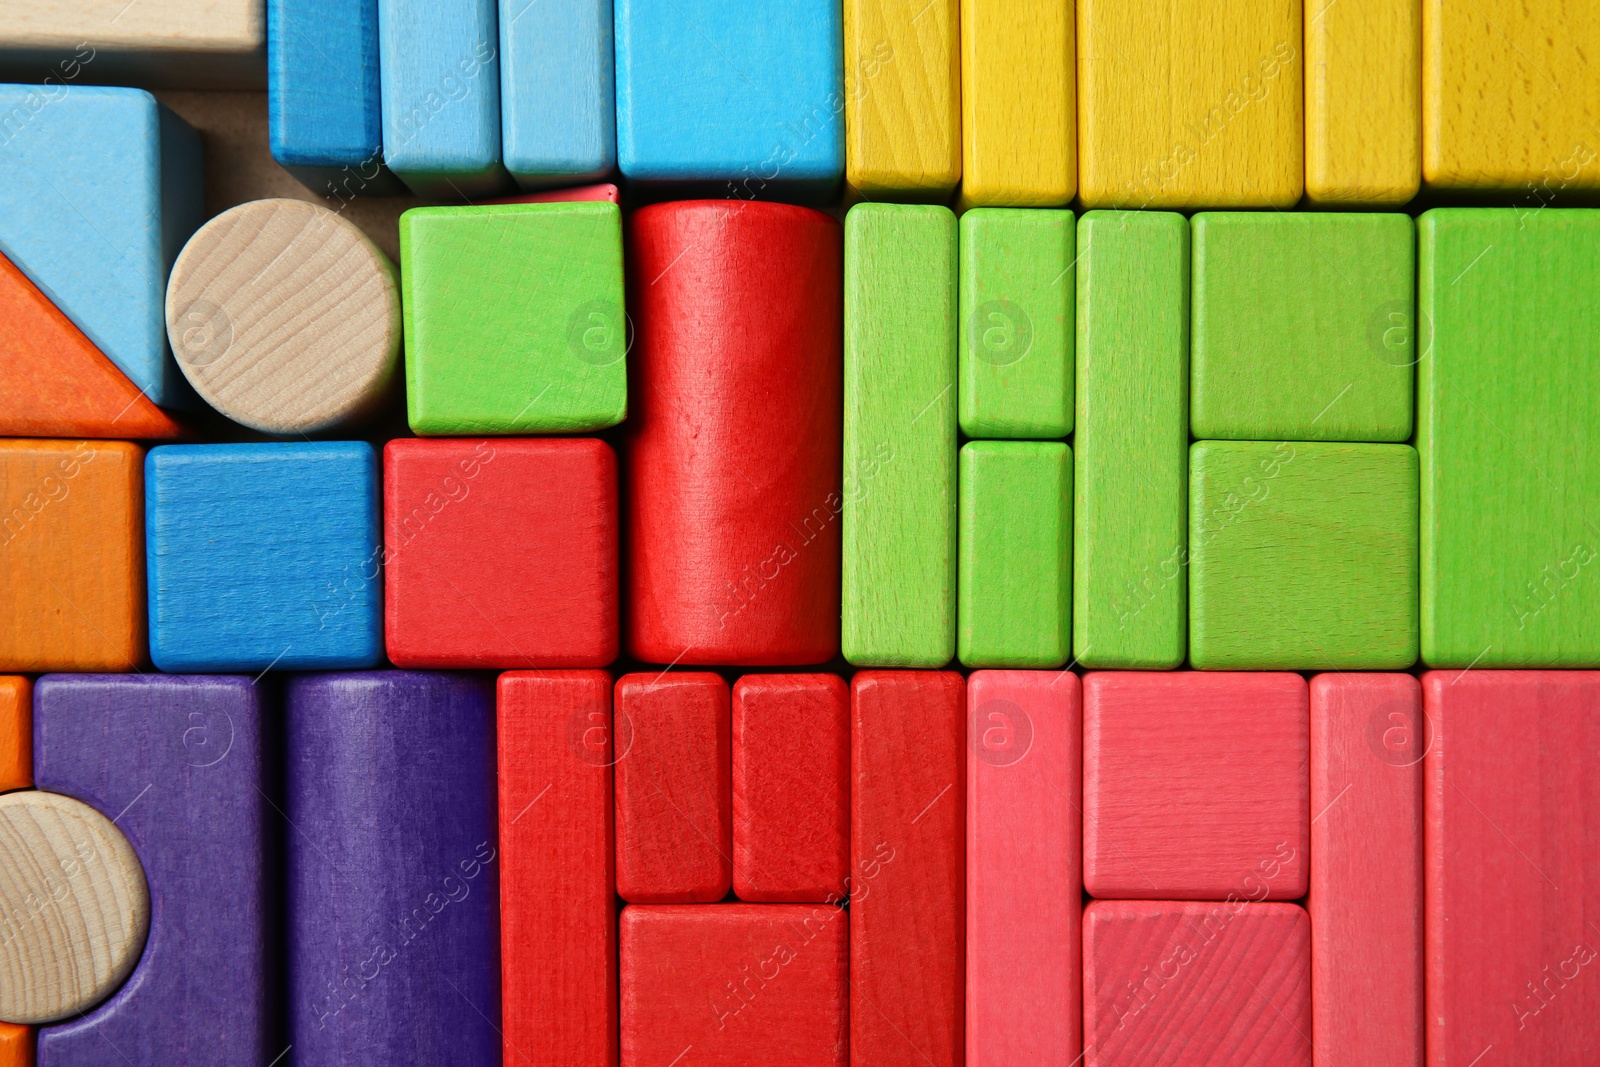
[499,0,615,188]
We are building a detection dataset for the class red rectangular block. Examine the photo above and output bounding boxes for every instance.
[850,670,964,1067]
[615,672,732,903]
[732,673,849,903]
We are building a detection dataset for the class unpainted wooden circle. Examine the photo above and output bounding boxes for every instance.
[166,197,402,435]
[0,790,150,1024]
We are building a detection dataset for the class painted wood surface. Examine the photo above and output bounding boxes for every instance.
[500,0,614,187]
[0,1026,27,1067]
[0,677,27,793]
[0,1,264,87]
[487,181,620,204]
[843,0,959,198]
[1304,0,1419,204]
[627,201,842,665]
[268,0,384,180]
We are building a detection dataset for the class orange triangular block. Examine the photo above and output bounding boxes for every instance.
[0,250,185,439]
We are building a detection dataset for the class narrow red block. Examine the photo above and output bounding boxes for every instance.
[1309,673,1422,1067]
[850,670,964,1067]
[620,903,848,1067]
[626,200,843,666]
[485,181,621,204]
[1083,672,1309,900]
[966,670,1081,1067]
[732,673,849,903]
[1424,671,1600,1066]
[614,672,732,902]
[383,438,618,668]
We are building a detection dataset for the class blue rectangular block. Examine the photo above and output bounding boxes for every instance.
[499,0,616,188]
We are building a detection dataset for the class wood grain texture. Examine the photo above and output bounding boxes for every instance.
[843,0,959,198]
[268,0,384,177]
[1309,673,1422,1067]
[966,670,1080,1067]
[1083,671,1308,900]
[842,204,957,667]
[0,1025,28,1067]
[1082,900,1312,1066]
[1423,670,1600,1066]
[500,0,614,187]
[1189,441,1419,670]
[959,0,1073,206]
[850,670,963,1067]
[0,0,264,88]
[1077,0,1303,208]
[498,670,616,1067]
[620,903,848,1067]
[614,672,732,903]
[1304,0,1420,204]
[384,438,618,668]
[0,678,26,794]
[0,440,144,672]
[627,201,842,665]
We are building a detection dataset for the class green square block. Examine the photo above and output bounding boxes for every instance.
[958,441,1071,667]
[1189,440,1418,670]
[400,201,627,434]
[958,208,1074,438]
[1421,208,1600,667]
[1191,212,1414,442]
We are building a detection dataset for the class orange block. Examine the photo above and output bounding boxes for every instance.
[0,676,29,793]
[0,1024,32,1067]
[0,440,145,671]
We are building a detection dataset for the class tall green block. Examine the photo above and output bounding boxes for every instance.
[400,201,627,435]
[958,208,1074,438]
[1073,210,1188,669]
[842,203,958,667]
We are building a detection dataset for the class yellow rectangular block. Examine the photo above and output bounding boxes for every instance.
[1077,0,1303,209]
[1305,0,1420,204]
[960,0,1074,207]
[845,0,960,199]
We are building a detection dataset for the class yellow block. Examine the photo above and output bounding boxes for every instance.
[960,0,1075,207]
[1305,0,1420,204]
[1077,0,1303,209]
[845,0,961,199]
[1423,0,1600,193]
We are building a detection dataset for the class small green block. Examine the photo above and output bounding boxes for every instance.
[1191,211,1414,442]
[400,201,627,435]
[1189,440,1418,670]
[958,441,1071,668]
[958,208,1074,438]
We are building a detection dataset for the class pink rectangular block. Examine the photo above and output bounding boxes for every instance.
[484,181,621,204]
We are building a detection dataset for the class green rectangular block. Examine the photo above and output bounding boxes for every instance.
[1073,210,1188,669]
[1420,208,1600,667]
[842,203,958,667]
[1190,211,1413,442]
[400,201,627,435]
[958,208,1074,438]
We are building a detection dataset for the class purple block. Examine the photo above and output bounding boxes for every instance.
[32,674,269,1066]
[288,671,501,1066]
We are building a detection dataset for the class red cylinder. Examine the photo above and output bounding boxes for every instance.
[626,200,842,665]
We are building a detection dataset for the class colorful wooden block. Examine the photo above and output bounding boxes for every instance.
[0,1026,27,1067]
[843,0,959,198]
[498,670,616,1066]
[842,203,957,667]
[626,201,841,666]
[488,181,621,204]
[1419,209,1600,668]
[0,677,26,792]
[401,201,626,435]
[384,438,618,668]
[1189,441,1419,670]
[287,671,500,1066]
[1073,210,1188,670]
[957,442,1071,669]
[614,672,732,903]
[966,670,1080,1066]
[731,673,849,903]
[1423,671,1600,1064]
[0,3,263,87]
[499,0,613,187]
[958,208,1073,438]
[1083,671,1308,900]
[0,440,143,672]
[268,0,388,191]
[1309,673,1422,1067]
[620,903,848,1067]
[146,442,382,672]
[0,86,202,407]
[850,670,963,1067]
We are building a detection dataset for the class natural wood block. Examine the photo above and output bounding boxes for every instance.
[843,0,959,198]
[0,678,27,793]
[0,440,143,672]
[1189,441,1419,670]
[0,1,264,87]
[959,0,1073,206]
[958,442,1071,668]
[1083,671,1308,900]
[501,0,614,188]
[842,203,957,667]
[1077,0,1302,208]
[1191,212,1415,441]
[0,1025,28,1067]
[268,0,387,187]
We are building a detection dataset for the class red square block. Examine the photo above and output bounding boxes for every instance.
[732,673,849,903]
[620,903,847,1067]
[383,438,618,668]
[1083,672,1308,900]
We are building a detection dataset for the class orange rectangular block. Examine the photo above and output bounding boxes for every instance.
[0,676,30,792]
[0,1024,31,1067]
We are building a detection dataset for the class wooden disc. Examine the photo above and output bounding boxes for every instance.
[165,198,401,435]
[0,791,150,1024]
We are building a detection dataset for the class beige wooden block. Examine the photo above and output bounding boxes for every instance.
[0,0,264,88]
